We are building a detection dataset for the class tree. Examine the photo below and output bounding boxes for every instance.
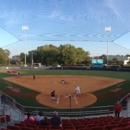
[10,55,21,64]
[19,53,25,64]
[36,44,59,65]
[4,49,10,65]
[58,44,76,66]
[83,51,91,65]
[13,43,91,66]
[4,49,10,57]
[126,54,130,57]
[58,44,89,66]
[101,54,107,64]
[0,48,7,65]
[112,57,119,64]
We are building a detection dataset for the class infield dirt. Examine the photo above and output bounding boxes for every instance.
[4,75,124,108]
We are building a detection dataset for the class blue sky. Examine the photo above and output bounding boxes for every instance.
[1,0,130,57]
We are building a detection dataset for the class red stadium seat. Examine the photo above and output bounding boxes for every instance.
[0,116,6,124]
[104,124,117,130]
[25,124,38,129]
[86,124,97,129]
[20,121,31,125]
[15,123,26,127]
[125,125,130,130]
[91,126,104,130]
[7,125,21,130]
[38,125,51,130]
[112,128,127,130]
[20,127,34,130]
[63,126,75,130]
[78,128,89,130]
[5,115,11,122]
[50,126,62,129]
[74,125,86,130]
[0,128,10,130]
[38,128,48,130]
[117,122,128,128]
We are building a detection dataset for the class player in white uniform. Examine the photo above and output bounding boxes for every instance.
[75,86,81,95]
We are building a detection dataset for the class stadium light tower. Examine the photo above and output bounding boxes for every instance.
[22,26,29,67]
[105,27,111,67]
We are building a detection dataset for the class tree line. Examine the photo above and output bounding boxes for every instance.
[20,44,91,66]
[0,44,130,66]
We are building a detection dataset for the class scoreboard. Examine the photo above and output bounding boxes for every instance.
[91,56,104,68]
[92,59,103,64]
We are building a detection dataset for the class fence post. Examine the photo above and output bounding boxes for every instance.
[13,99,16,108]
[0,92,2,104]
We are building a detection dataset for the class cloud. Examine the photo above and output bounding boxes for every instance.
[106,0,124,21]
[49,10,61,18]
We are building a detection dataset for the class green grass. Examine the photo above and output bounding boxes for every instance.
[91,79,130,106]
[0,78,42,107]
[1,70,130,109]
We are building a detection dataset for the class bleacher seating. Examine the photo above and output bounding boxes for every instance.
[0,115,10,124]
[1,116,130,130]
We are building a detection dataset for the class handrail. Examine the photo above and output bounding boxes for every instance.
[0,90,114,116]
[120,93,130,102]
[0,90,129,119]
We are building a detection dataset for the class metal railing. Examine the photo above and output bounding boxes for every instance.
[0,90,114,117]
[1,90,130,122]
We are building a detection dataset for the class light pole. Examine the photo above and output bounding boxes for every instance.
[32,51,34,67]
[105,27,111,67]
[68,94,72,117]
[22,26,29,67]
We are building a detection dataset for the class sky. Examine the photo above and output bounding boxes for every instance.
[1,0,130,57]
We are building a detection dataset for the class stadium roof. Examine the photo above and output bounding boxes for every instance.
[0,0,130,42]
[1,0,130,57]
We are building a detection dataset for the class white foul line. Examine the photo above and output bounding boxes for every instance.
[74,94,78,104]
[57,95,60,104]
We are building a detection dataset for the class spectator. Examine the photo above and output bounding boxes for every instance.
[114,101,122,117]
[35,111,44,121]
[40,116,50,125]
[51,111,61,126]
[24,112,35,121]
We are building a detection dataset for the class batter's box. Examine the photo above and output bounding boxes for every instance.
[58,94,66,99]
[57,94,77,99]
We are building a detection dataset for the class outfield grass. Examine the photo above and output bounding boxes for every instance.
[0,69,130,108]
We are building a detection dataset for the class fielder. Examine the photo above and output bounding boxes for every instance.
[33,73,35,80]
[75,86,81,96]
[61,80,65,84]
